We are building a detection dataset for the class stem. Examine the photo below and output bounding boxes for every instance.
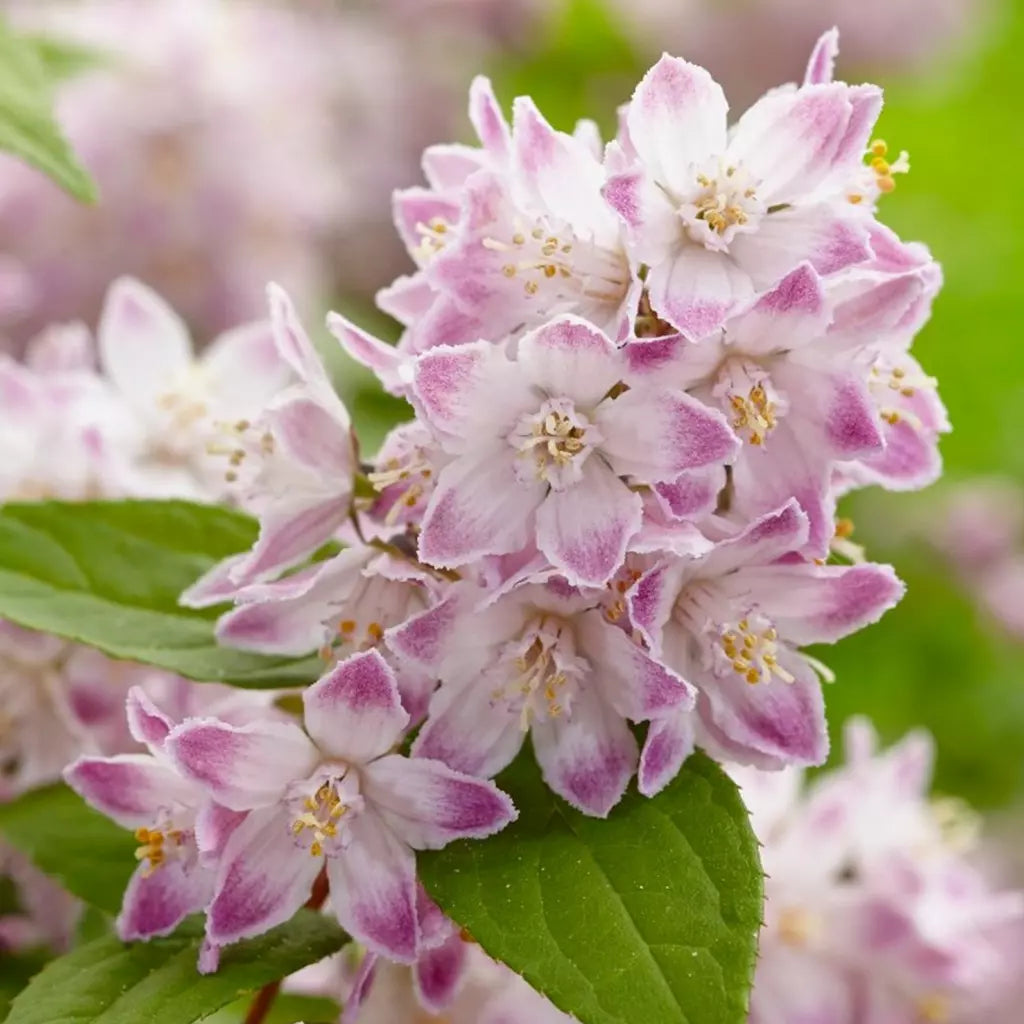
[243,870,330,1024]
[243,981,281,1024]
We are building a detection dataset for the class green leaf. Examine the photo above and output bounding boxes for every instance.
[0,19,96,201]
[0,948,51,1022]
[202,994,342,1024]
[0,784,135,916]
[0,500,321,689]
[2,912,348,1024]
[420,750,762,1024]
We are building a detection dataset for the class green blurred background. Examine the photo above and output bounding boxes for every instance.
[342,0,1024,810]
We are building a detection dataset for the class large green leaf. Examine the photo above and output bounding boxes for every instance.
[0,500,321,688]
[420,750,762,1024]
[2,912,347,1024]
[0,19,96,201]
[0,784,134,916]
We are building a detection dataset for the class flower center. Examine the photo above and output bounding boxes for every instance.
[673,586,794,686]
[368,452,434,526]
[680,161,764,249]
[713,358,785,446]
[846,138,909,205]
[205,417,275,486]
[715,615,794,686]
[412,217,451,264]
[133,823,190,877]
[510,398,597,489]
[483,218,629,307]
[867,356,935,428]
[492,616,588,729]
[289,769,363,858]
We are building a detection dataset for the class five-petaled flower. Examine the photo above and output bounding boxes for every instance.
[166,650,516,961]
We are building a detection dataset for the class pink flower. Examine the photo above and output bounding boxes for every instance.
[192,284,356,588]
[64,687,238,942]
[736,719,1024,1024]
[96,277,291,499]
[410,315,738,586]
[422,94,639,347]
[603,37,880,338]
[167,650,516,961]
[390,578,694,816]
[629,502,903,782]
[627,259,943,555]
[200,547,439,724]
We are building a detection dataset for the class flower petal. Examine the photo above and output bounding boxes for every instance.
[201,320,291,418]
[598,386,738,481]
[415,928,467,1013]
[64,755,195,829]
[627,55,727,194]
[413,673,526,778]
[639,713,695,797]
[125,686,173,752]
[206,806,320,945]
[168,719,318,811]
[268,394,353,477]
[267,283,327,386]
[419,448,542,570]
[579,611,695,720]
[700,499,811,577]
[730,84,874,199]
[98,277,191,407]
[468,75,511,158]
[512,97,615,243]
[327,810,419,963]
[804,27,840,85]
[532,686,639,817]
[535,461,641,587]
[385,594,460,671]
[234,496,351,586]
[702,655,829,767]
[731,207,870,288]
[327,311,409,394]
[118,859,213,942]
[517,315,622,409]
[413,342,528,444]
[647,244,753,340]
[742,562,904,645]
[362,754,516,849]
[653,466,724,521]
[303,650,410,764]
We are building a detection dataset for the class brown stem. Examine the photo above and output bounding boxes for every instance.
[306,867,329,910]
[243,870,330,1024]
[243,980,281,1024]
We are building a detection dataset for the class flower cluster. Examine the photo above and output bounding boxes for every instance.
[736,719,1024,1023]
[11,27,965,1018]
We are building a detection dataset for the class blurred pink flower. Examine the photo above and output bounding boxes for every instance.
[0,0,519,353]
[607,0,990,106]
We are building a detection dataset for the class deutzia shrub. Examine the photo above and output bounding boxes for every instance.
[1,26,1020,1024]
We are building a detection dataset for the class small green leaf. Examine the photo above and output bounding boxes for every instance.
[0,784,135,915]
[2,912,348,1024]
[0,500,322,688]
[0,19,97,201]
[420,750,762,1024]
